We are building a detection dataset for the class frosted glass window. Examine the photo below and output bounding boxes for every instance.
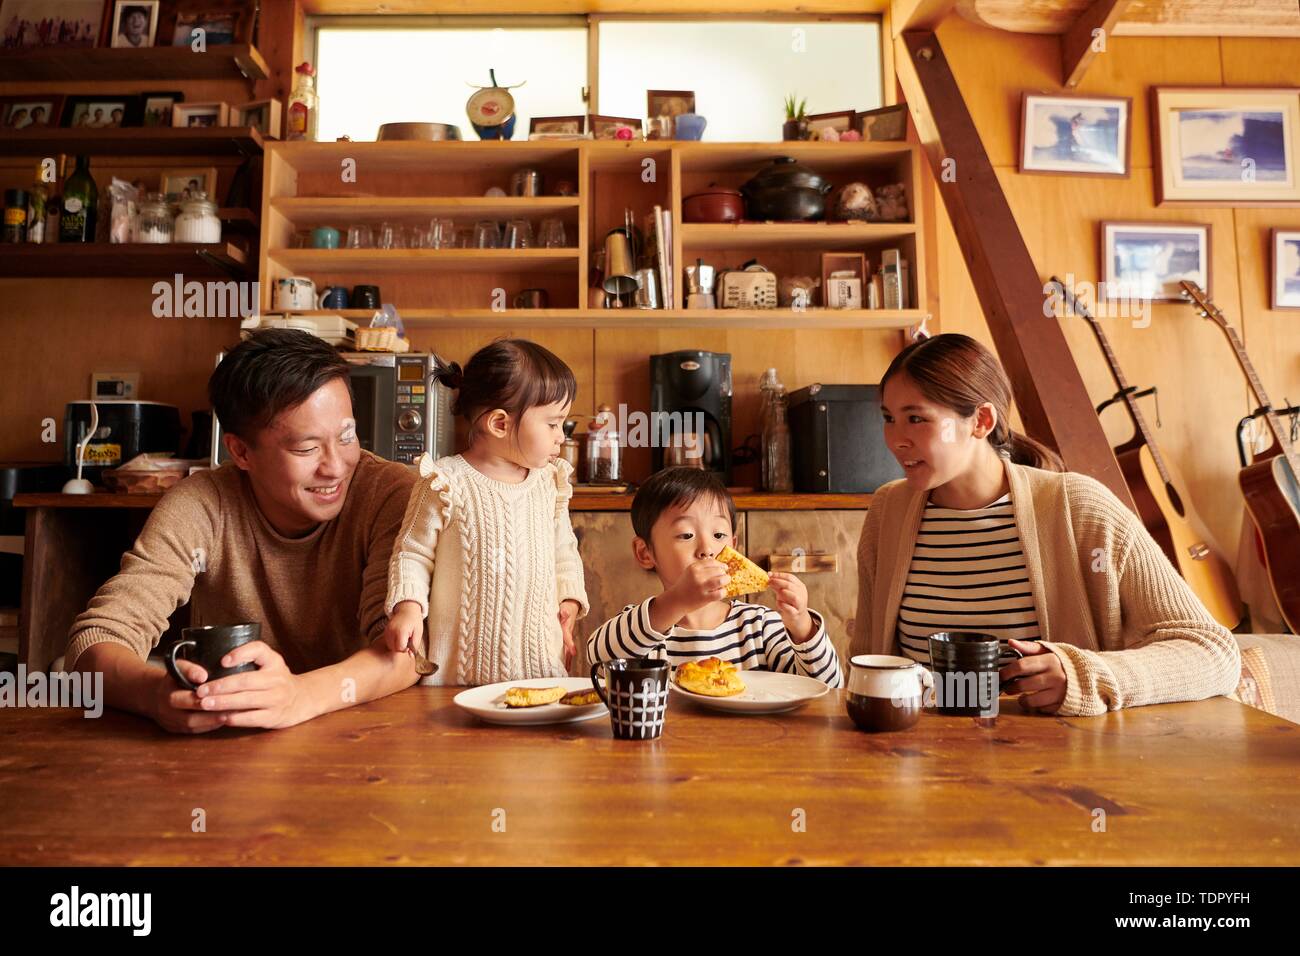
[597,20,882,142]
[314,26,588,143]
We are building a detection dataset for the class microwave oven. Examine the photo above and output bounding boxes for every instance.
[211,352,454,466]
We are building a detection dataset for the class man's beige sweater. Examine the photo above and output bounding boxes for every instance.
[65,451,416,673]
[851,458,1242,716]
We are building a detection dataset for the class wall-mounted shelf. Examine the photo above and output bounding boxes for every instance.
[0,242,251,279]
[268,248,579,274]
[0,44,269,82]
[263,307,926,330]
[268,195,580,228]
[680,221,917,251]
[0,126,265,158]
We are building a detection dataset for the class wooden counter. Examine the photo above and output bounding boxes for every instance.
[1,689,1296,866]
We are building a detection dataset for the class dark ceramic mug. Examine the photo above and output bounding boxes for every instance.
[166,623,261,690]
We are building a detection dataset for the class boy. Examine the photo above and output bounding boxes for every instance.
[586,467,842,687]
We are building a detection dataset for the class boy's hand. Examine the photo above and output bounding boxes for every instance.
[558,599,581,670]
[770,571,814,642]
[383,601,425,655]
[666,558,731,614]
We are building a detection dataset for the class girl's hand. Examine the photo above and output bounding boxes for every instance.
[770,571,814,642]
[383,601,424,654]
[558,600,581,670]
[1000,638,1067,713]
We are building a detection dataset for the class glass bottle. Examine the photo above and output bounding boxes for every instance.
[59,155,97,243]
[586,404,622,484]
[287,61,318,142]
[759,367,793,492]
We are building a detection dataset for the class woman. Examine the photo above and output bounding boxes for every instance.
[851,333,1240,716]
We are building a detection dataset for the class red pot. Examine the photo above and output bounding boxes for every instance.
[682,183,745,223]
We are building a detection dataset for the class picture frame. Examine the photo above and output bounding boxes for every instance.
[61,94,138,128]
[0,0,104,49]
[1101,221,1212,302]
[0,94,65,129]
[140,90,182,127]
[529,114,585,135]
[854,104,908,142]
[1020,92,1131,177]
[806,110,857,141]
[1272,228,1300,310]
[1152,87,1300,205]
[110,0,158,47]
[589,114,642,141]
[646,89,694,139]
[234,97,280,137]
[160,166,218,203]
[172,100,228,128]
[167,0,254,48]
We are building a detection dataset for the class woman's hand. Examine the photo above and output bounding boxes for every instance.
[1000,638,1067,713]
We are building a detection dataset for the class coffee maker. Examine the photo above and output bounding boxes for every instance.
[650,350,732,483]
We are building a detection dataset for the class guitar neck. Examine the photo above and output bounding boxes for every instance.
[1219,322,1300,479]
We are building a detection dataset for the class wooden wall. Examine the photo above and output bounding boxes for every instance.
[927,15,1300,578]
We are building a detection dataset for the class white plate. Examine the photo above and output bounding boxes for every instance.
[453,677,608,726]
[669,668,831,714]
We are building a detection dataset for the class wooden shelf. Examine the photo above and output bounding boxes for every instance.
[0,126,264,158]
[269,195,580,227]
[0,44,269,82]
[674,140,917,173]
[263,308,926,330]
[681,221,917,250]
[218,208,260,236]
[0,242,251,279]
[267,248,579,274]
[265,140,583,174]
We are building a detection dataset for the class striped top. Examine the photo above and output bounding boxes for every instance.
[587,597,843,687]
[895,492,1041,665]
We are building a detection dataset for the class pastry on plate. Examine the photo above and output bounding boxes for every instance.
[716,544,770,598]
[676,657,747,697]
[503,685,567,708]
[559,688,602,706]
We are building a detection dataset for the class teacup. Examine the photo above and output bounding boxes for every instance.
[846,654,932,732]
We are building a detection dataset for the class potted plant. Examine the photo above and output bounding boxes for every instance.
[782,95,809,141]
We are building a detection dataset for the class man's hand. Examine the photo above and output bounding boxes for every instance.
[558,599,581,670]
[150,660,225,734]
[382,601,425,654]
[769,571,814,642]
[1000,638,1067,713]
[191,640,309,730]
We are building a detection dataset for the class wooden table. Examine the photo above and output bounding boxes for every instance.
[2,688,1297,866]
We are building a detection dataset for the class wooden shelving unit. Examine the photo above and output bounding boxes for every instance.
[0,126,265,158]
[260,140,928,329]
[0,44,268,82]
[0,242,251,279]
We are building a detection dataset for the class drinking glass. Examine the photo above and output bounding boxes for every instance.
[538,218,566,248]
[345,224,373,249]
[473,220,501,249]
[377,221,406,250]
[504,219,534,249]
[429,218,455,249]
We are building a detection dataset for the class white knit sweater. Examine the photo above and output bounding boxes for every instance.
[385,453,589,686]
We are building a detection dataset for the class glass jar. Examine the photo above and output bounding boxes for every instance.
[759,367,793,492]
[174,192,221,243]
[136,192,173,244]
[585,405,622,484]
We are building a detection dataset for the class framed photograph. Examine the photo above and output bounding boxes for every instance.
[172,100,228,128]
[1152,87,1300,204]
[234,97,280,137]
[589,114,642,141]
[806,110,857,141]
[854,104,908,142]
[0,0,104,49]
[1272,229,1300,310]
[141,90,181,127]
[168,0,253,47]
[529,114,584,135]
[0,94,64,129]
[1020,92,1131,177]
[160,166,217,203]
[1102,221,1212,302]
[110,0,158,47]
[61,94,137,128]
[646,89,694,139]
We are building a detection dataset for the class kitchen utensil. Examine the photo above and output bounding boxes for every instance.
[602,228,637,294]
[62,400,97,494]
[717,260,778,309]
[633,268,659,309]
[509,168,542,197]
[682,184,744,224]
[740,156,833,222]
[377,122,462,141]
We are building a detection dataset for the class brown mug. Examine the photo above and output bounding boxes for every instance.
[513,289,548,309]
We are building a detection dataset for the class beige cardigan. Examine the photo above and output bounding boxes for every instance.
[851,458,1241,716]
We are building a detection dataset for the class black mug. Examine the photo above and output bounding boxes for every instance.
[927,631,1022,718]
[351,284,381,309]
[590,658,670,740]
[166,623,261,690]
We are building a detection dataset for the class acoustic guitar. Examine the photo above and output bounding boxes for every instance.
[1181,280,1300,634]
[1048,278,1242,629]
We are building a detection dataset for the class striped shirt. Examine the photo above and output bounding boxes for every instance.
[896,492,1041,665]
[587,597,843,687]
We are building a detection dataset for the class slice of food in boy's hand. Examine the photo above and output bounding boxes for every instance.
[676,657,747,697]
[716,544,770,598]
[559,689,602,706]
[504,686,568,708]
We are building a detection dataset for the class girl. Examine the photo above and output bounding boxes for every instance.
[383,339,588,686]
[851,333,1240,717]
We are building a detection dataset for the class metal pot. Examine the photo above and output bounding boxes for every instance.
[740,156,833,222]
[377,122,462,141]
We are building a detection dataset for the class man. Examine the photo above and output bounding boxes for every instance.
[67,329,422,733]
[116,6,151,47]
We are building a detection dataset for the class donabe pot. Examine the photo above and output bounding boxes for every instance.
[740,156,833,222]
[682,184,745,223]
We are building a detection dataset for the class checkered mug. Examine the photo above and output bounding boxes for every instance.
[590,658,670,740]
